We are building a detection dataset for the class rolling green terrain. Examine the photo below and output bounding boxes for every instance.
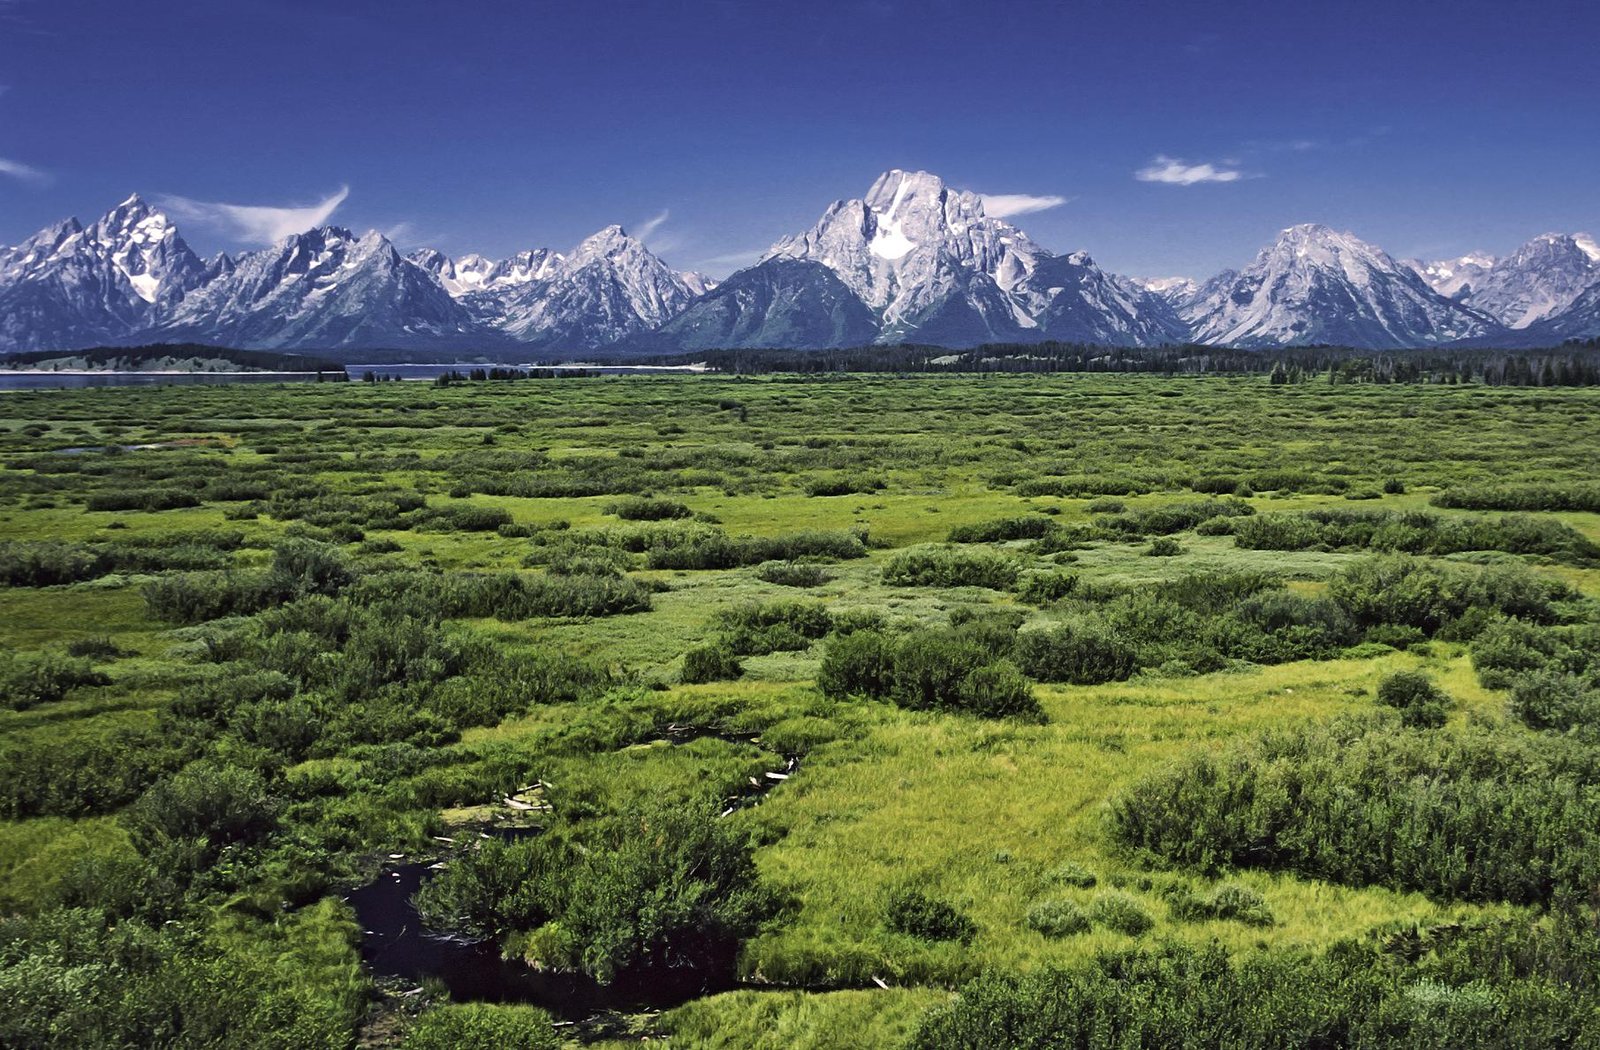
[2,374,1599,1049]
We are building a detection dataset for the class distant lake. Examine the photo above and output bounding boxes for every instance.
[0,362,704,391]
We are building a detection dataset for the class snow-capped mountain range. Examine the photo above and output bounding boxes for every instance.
[2,175,1598,357]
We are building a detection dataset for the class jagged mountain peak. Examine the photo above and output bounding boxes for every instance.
[765,168,1046,333]
[1183,223,1497,349]
[1450,231,1600,328]
[486,224,701,349]
[156,222,480,351]
[862,168,974,212]
[568,224,651,266]
[0,193,207,350]
[652,169,1178,351]
[1265,223,1393,267]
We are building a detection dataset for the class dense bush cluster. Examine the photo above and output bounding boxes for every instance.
[1014,619,1137,684]
[1233,509,1599,563]
[1093,497,1254,539]
[605,496,692,521]
[643,526,868,570]
[818,627,1042,720]
[1376,670,1453,728]
[881,546,1020,590]
[1109,719,1600,907]
[947,515,1057,543]
[0,535,242,587]
[1434,483,1600,513]
[753,560,832,588]
[85,487,201,512]
[0,650,110,710]
[1471,617,1600,734]
[884,889,976,943]
[913,931,1600,1050]
[0,903,364,1050]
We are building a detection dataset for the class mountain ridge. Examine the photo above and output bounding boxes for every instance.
[3,174,1598,356]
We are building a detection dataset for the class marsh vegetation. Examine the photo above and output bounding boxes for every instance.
[1,373,1598,1047]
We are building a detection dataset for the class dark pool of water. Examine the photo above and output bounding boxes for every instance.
[345,852,739,1021]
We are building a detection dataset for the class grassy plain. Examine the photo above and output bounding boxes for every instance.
[1,374,1597,1048]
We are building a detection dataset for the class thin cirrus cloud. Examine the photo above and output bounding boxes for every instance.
[978,192,1072,218]
[1135,156,1247,186]
[0,156,50,185]
[631,208,687,254]
[157,186,351,245]
[688,247,764,275]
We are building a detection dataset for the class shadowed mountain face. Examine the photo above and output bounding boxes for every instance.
[614,259,879,352]
[4,174,1599,355]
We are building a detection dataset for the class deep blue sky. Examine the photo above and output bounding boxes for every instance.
[2,0,1596,279]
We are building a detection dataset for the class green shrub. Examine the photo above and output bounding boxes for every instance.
[65,635,125,660]
[0,652,111,710]
[885,889,976,943]
[1026,899,1091,938]
[606,496,692,521]
[1015,620,1136,684]
[889,634,991,710]
[948,516,1056,542]
[645,527,867,570]
[558,801,774,982]
[1234,509,1599,563]
[1434,483,1600,513]
[1377,670,1453,729]
[803,473,884,497]
[912,940,1586,1050]
[1471,619,1560,689]
[413,838,560,939]
[816,630,894,699]
[1508,670,1600,733]
[1017,571,1079,605]
[1086,892,1154,936]
[1144,537,1183,557]
[85,488,200,512]
[753,561,832,588]
[422,504,514,532]
[954,660,1041,720]
[127,762,279,867]
[1168,883,1274,926]
[682,643,743,683]
[882,546,1019,590]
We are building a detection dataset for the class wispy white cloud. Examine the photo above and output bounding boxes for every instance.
[978,192,1072,218]
[382,221,420,246]
[688,247,764,275]
[633,208,686,254]
[158,185,350,244]
[634,208,670,240]
[1135,156,1246,186]
[0,155,49,185]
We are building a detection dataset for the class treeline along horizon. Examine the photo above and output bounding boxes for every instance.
[648,339,1600,384]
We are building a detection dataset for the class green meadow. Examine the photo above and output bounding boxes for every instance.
[2,373,1599,1048]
